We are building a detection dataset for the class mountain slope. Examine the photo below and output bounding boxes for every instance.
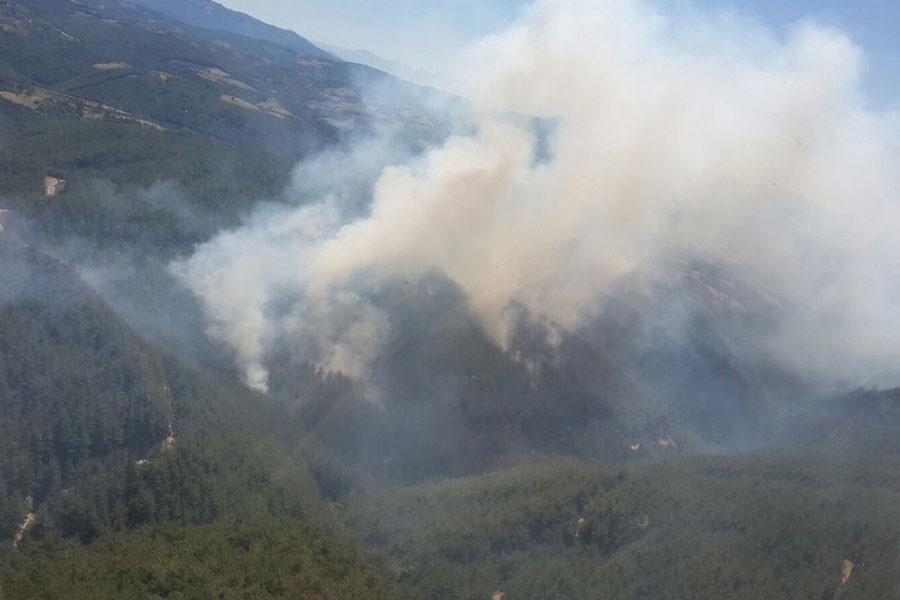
[0,0,448,158]
[268,273,664,485]
[339,451,900,599]
[127,0,335,60]
[3,519,393,599]
[318,41,440,87]
[0,236,323,547]
[3,2,900,598]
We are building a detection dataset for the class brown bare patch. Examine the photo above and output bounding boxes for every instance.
[93,61,130,71]
[221,94,259,111]
[197,67,256,92]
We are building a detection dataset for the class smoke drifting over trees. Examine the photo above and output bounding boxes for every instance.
[7,1,900,595]
[172,0,900,395]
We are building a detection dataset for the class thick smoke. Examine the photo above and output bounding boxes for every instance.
[171,0,900,393]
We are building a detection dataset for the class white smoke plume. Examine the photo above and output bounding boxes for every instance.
[171,0,900,392]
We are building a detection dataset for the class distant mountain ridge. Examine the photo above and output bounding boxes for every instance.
[317,42,443,88]
[0,0,450,158]
[126,0,446,89]
[126,0,335,60]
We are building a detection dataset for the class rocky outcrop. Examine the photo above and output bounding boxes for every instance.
[44,176,67,196]
[841,559,854,586]
[163,422,176,451]
[13,513,36,549]
[92,61,130,71]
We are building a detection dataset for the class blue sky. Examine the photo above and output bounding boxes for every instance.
[728,0,900,105]
[218,0,900,106]
[217,0,523,63]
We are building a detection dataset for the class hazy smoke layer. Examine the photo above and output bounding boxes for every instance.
[172,0,900,392]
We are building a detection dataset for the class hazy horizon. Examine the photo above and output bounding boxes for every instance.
[217,0,900,107]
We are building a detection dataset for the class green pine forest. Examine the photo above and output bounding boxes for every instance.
[1,0,899,598]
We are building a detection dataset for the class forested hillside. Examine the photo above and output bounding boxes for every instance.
[1,0,900,598]
[0,236,326,547]
[0,0,448,157]
[337,449,900,599]
[3,519,393,598]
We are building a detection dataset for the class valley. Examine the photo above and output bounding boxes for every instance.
[1,0,899,598]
